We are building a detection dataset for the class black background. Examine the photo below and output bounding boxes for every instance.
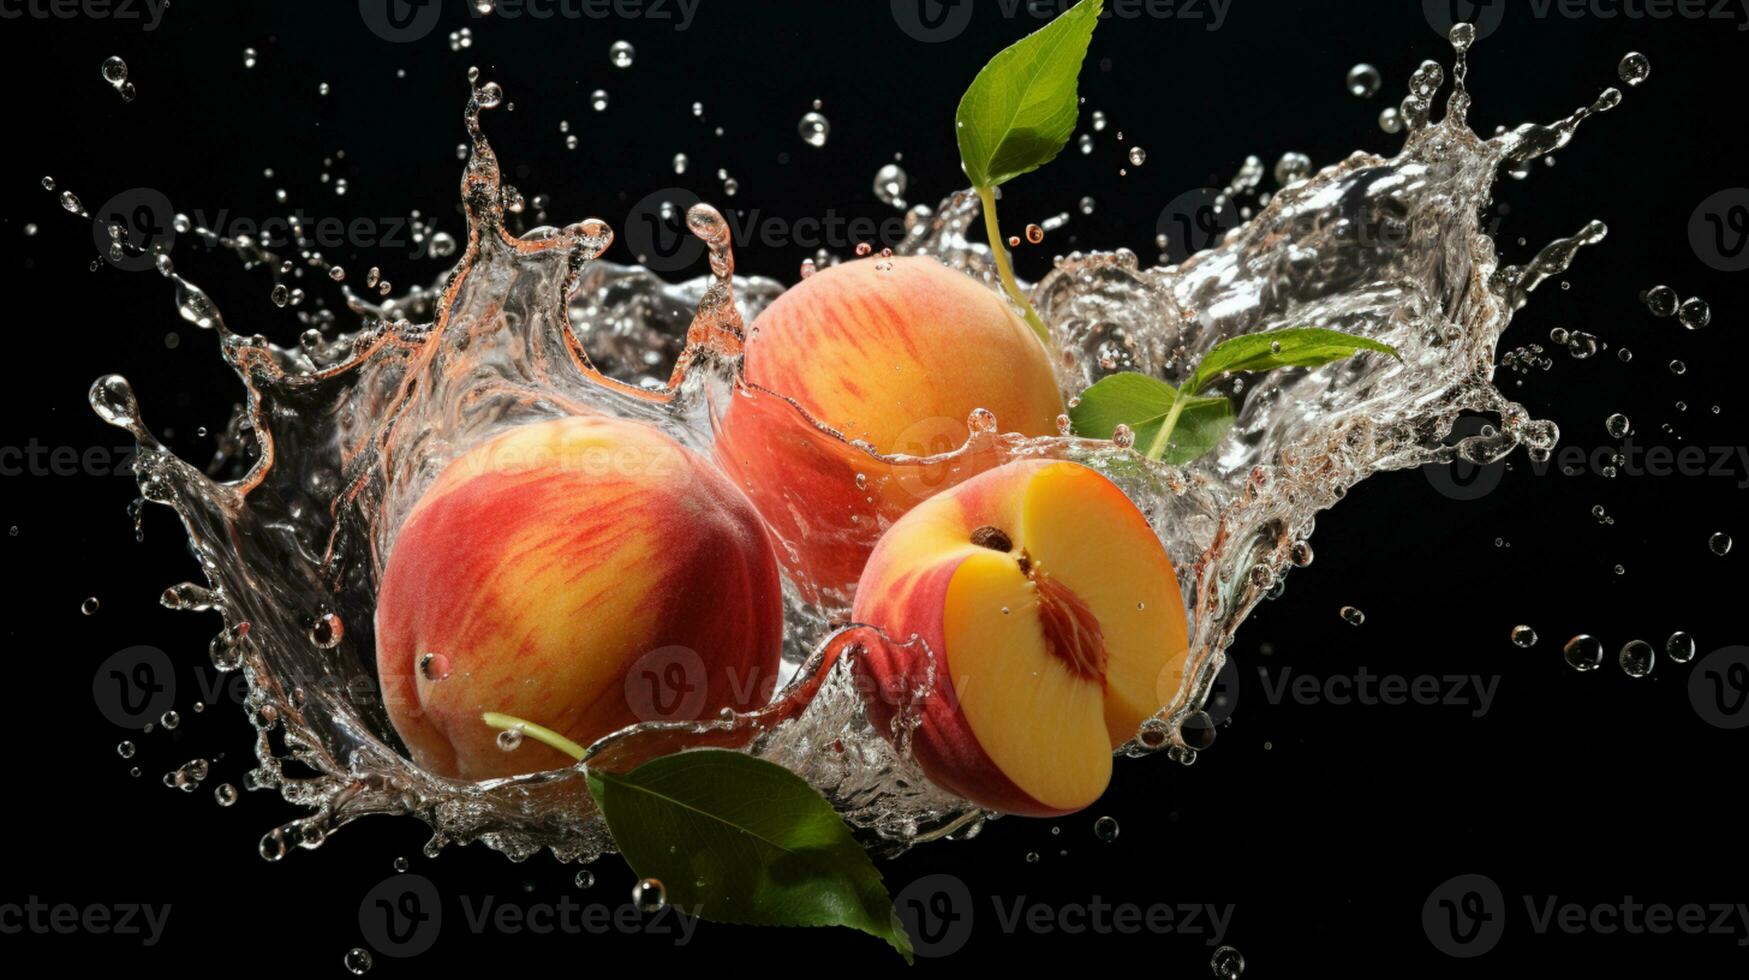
[2,0,1746,974]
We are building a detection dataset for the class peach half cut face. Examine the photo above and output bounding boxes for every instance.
[852,459,1191,816]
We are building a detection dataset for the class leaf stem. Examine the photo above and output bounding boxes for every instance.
[1144,381,1193,462]
[976,185,1052,347]
[482,711,587,762]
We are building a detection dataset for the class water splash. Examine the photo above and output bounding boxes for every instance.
[93,27,1631,862]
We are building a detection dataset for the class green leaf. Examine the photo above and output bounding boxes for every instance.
[955,0,1103,188]
[1187,327,1401,394]
[1070,371,1235,465]
[586,750,913,963]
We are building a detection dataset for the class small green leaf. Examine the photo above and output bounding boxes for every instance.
[955,0,1103,189]
[586,750,913,963]
[1187,327,1401,394]
[1070,371,1235,464]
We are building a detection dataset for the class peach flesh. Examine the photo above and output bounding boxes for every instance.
[374,416,785,780]
[715,255,1066,601]
[851,460,1190,816]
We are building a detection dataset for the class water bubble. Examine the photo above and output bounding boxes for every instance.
[343,948,373,975]
[1677,297,1711,330]
[1618,639,1655,678]
[1340,605,1366,626]
[633,877,667,912]
[1643,285,1678,317]
[1092,815,1120,842]
[1274,152,1311,186]
[1378,106,1403,133]
[1617,52,1650,87]
[1563,634,1605,672]
[81,596,99,615]
[496,728,524,752]
[1078,195,1096,215]
[59,191,85,216]
[1091,110,1107,131]
[101,56,128,84]
[1665,632,1696,664]
[160,710,181,730]
[1511,625,1538,648]
[672,153,689,175]
[1211,945,1246,979]
[609,41,635,69]
[418,652,452,681]
[427,231,457,259]
[309,611,343,649]
[798,111,830,148]
[1347,63,1381,98]
[1709,532,1733,556]
[1025,851,1041,864]
[590,89,609,112]
[575,869,596,889]
[1025,223,1045,245]
[214,782,239,806]
[1111,424,1135,450]
[243,48,258,69]
[117,740,136,759]
[872,163,908,208]
[1605,413,1631,438]
[1668,359,1686,376]
[1127,146,1147,167]
[1078,133,1094,155]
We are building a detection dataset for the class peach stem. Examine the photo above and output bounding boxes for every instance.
[1143,380,1192,462]
[481,711,587,762]
[976,185,1053,348]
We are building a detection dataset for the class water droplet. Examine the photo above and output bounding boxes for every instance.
[1618,639,1655,678]
[1563,634,1604,672]
[590,89,609,112]
[1378,106,1403,133]
[1025,223,1045,244]
[1274,152,1311,186]
[243,47,258,69]
[1127,146,1147,167]
[1111,424,1135,450]
[1511,625,1538,648]
[343,948,373,975]
[1665,632,1696,664]
[393,856,410,873]
[609,41,635,69]
[1340,605,1366,626]
[1709,532,1733,556]
[872,163,908,207]
[1643,285,1678,317]
[214,782,239,806]
[633,877,667,912]
[1347,63,1381,98]
[81,596,99,615]
[101,55,128,84]
[798,111,830,148]
[1092,815,1120,842]
[160,710,181,730]
[672,153,688,175]
[1024,851,1040,864]
[575,869,596,888]
[1617,52,1650,87]
[1677,297,1711,330]
[1211,945,1246,979]
[1605,413,1631,438]
[117,740,136,759]
[496,728,524,752]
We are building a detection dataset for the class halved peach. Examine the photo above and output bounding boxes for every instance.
[851,459,1189,816]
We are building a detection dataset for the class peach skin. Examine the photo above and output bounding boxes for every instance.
[850,459,1190,816]
[714,255,1065,602]
[374,416,785,780]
